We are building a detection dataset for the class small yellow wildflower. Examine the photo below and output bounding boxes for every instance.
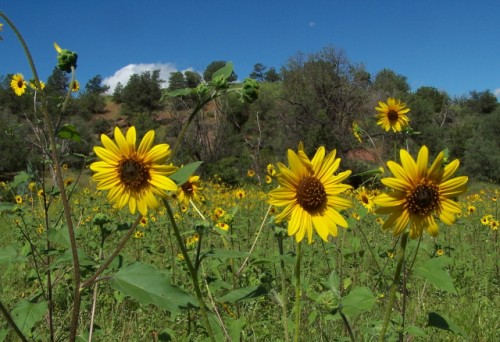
[247,169,255,177]
[467,206,476,215]
[266,163,276,176]
[140,217,148,227]
[28,182,37,192]
[490,220,499,230]
[235,189,246,200]
[134,230,145,239]
[216,222,230,231]
[436,249,444,256]
[265,175,272,184]
[15,195,23,204]
[11,74,27,96]
[70,80,80,92]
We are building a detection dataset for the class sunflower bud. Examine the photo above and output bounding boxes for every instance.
[240,78,259,103]
[54,42,78,73]
[211,75,228,90]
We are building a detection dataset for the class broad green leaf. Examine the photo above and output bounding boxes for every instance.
[427,312,467,337]
[164,88,192,98]
[219,285,268,303]
[212,62,234,80]
[50,249,97,269]
[228,317,245,341]
[57,124,81,142]
[169,161,204,185]
[0,202,16,213]
[11,299,48,335]
[0,328,8,342]
[324,271,340,292]
[110,262,197,315]
[341,286,376,317]
[415,257,456,294]
[201,248,249,260]
[0,245,27,264]
[10,171,29,189]
[48,226,71,248]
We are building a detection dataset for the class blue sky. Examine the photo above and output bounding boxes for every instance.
[2,0,500,97]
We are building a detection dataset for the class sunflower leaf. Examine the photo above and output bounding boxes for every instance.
[11,299,48,335]
[415,257,456,294]
[219,285,268,303]
[169,161,204,185]
[427,312,467,337]
[212,62,234,80]
[57,124,81,142]
[340,286,376,317]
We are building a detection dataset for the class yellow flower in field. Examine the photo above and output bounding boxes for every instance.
[213,207,225,220]
[352,212,361,220]
[481,217,490,225]
[265,175,272,184]
[15,195,23,204]
[247,169,255,177]
[140,217,148,227]
[178,175,203,205]
[492,196,497,202]
[28,182,37,192]
[29,80,46,90]
[436,249,444,256]
[70,80,80,92]
[216,222,230,231]
[375,97,410,132]
[90,126,178,216]
[267,163,277,176]
[11,74,27,96]
[490,220,499,230]
[134,230,145,239]
[356,187,375,213]
[64,178,74,187]
[37,189,44,197]
[180,205,188,213]
[268,145,352,243]
[352,121,363,143]
[235,189,246,200]
[467,205,476,215]
[374,146,468,239]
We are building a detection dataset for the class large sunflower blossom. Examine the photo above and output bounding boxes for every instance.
[90,126,178,216]
[375,97,410,132]
[374,146,468,239]
[11,73,27,96]
[268,145,352,243]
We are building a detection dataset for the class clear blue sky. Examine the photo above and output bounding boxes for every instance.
[2,0,500,97]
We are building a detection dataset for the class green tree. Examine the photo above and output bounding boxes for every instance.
[85,74,110,95]
[249,63,266,81]
[121,70,164,116]
[112,82,124,104]
[184,70,202,88]
[465,90,498,114]
[203,61,237,82]
[373,68,410,97]
[79,75,109,114]
[264,67,281,82]
[168,71,186,91]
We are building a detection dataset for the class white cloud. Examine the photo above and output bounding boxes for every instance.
[494,88,500,98]
[103,63,180,94]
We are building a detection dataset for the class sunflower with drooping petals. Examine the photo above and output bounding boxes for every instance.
[356,186,375,213]
[177,175,203,205]
[374,145,468,239]
[90,126,178,216]
[375,97,410,132]
[11,74,27,96]
[268,144,352,243]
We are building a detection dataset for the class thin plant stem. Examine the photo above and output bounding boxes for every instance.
[293,241,302,342]
[162,198,215,342]
[277,234,290,342]
[0,300,29,342]
[340,311,356,342]
[379,232,409,341]
[80,215,142,289]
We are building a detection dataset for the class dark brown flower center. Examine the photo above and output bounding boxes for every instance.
[361,195,369,205]
[181,181,194,194]
[118,156,150,191]
[406,182,439,215]
[296,176,327,213]
[387,109,399,123]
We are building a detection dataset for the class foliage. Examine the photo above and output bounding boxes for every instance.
[120,69,164,116]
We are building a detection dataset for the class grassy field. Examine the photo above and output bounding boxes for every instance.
[1,174,498,341]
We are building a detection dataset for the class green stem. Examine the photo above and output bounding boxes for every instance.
[1,12,81,341]
[379,232,409,341]
[163,199,215,341]
[340,311,356,342]
[278,234,290,342]
[293,241,302,342]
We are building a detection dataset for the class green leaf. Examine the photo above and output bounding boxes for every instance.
[341,287,376,317]
[164,88,193,98]
[10,171,30,189]
[0,202,16,213]
[57,124,81,142]
[11,299,48,335]
[201,248,249,260]
[0,245,27,264]
[228,317,245,341]
[0,328,8,342]
[212,62,234,80]
[169,161,204,185]
[48,226,71,248]
[427,312,467,337]
[219,285,268,303]
[415,257,457,294]
[110,262,198,315]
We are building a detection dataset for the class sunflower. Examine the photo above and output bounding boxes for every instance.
[436,249,444,256]
[490,220,499,230]
[356,186,375,212]
[247,169,255,177]
[11,74,27,96]
[268,145,352,243]
[15,195,23,204]
[267,163,277,176]
[70,80,80,92]
[375,97,410,132]
[235,189,246,200]
[90,126,178,216]
[29,80,46,90]
[374,146,468,239]
[177,175,203,205]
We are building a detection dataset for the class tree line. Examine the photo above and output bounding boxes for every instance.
[1,46,499,184]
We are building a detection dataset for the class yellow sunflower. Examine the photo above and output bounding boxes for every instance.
[11,74,27,96]
[374,146,468,239]
[70,80,80,92]
[268,145,352,243]
[356,186,375,212]
[177,175,203,205]
[90,126,178,216]
[15,195,23,204]
[235,189,246,200]
[375,97,410,132]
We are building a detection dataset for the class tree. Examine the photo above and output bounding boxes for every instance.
[121,70,164,117]
[45,67,69,96]
[85,74,110,95]
[184,70,202,88]
[373,68,410,97]
[79,75,110,115]
[264,67,281,82]
[466,90,498,114]
[168,71,186,91]
[112,82,123,104]
[249,63,266,81]
[203,61,237,82]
